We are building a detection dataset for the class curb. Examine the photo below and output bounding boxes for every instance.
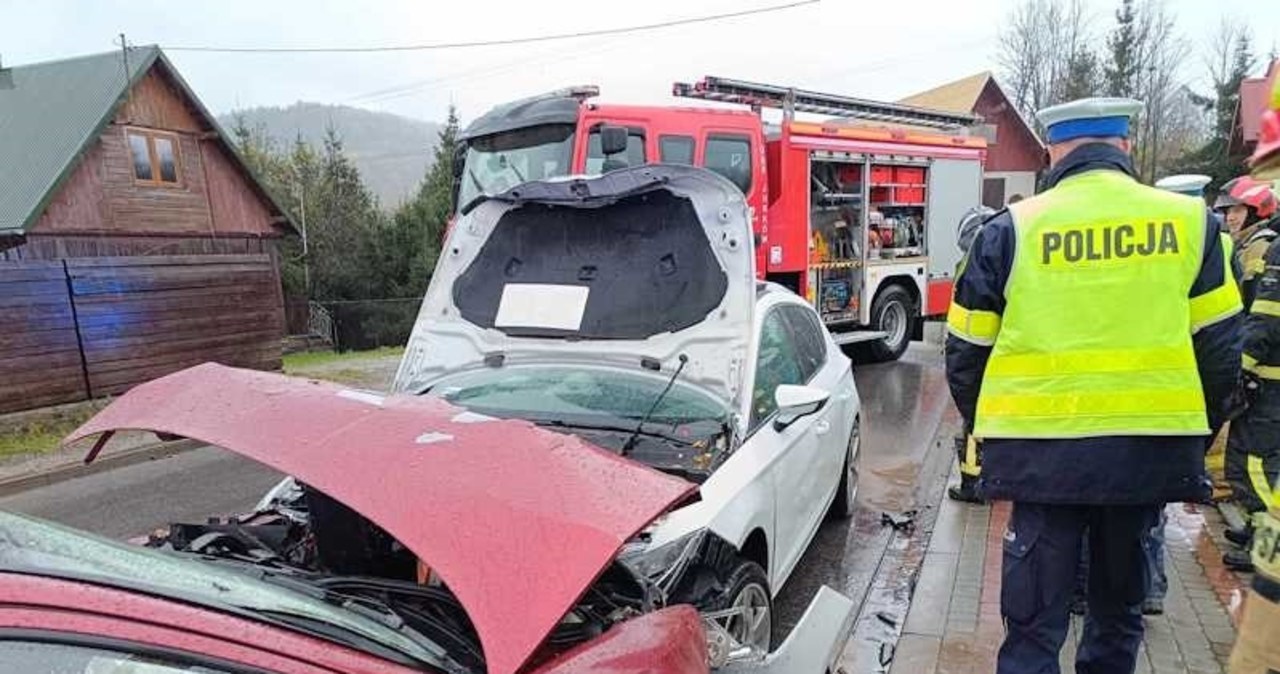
[0,438,204,499]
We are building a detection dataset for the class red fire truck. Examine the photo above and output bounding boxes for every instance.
[453,77,987,361]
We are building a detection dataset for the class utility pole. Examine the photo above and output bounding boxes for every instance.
[295,180,310,295]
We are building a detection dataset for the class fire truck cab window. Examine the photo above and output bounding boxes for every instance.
[704,135,752,194]
[586,127,646,174]
[660,135,696,165]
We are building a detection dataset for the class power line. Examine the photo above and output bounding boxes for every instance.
[162,0,819,54]
[346,37,625,105]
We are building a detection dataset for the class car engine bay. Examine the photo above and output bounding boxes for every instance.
[145,482,660,673]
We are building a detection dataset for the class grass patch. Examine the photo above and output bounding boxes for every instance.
[283,346,404,372]
[0,405,98,459]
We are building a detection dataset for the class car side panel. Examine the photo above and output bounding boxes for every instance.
[0,574,423,674]
[768,396,829,588]
[770,301,858,590]
[647,446,777,574]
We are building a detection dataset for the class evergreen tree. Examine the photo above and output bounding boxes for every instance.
[307,127,383,301]
[1060,47,1102,100]
[1176,30,1256,185]
[387,105,460,297]
[1104,0,1139,97]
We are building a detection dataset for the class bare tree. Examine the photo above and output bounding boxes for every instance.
[997,0,1094,123]
[1126,0,1192,180]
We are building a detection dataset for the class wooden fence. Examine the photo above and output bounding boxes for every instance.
[0,254,283,414]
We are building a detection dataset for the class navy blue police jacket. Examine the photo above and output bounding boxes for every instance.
[945,143,1242,505]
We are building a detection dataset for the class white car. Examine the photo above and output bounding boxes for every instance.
[391,165,861,651]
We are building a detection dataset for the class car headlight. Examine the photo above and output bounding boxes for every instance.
[618,529,706,592]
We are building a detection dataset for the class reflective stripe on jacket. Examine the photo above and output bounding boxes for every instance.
[1244,235,1280,381]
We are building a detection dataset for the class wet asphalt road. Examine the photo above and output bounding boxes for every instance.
[0,342,958,655]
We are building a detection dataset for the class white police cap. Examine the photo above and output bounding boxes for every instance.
[1155,174,1212,196]
[1036,97,1144,144]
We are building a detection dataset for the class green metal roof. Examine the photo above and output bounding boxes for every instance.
[0,46,296,236]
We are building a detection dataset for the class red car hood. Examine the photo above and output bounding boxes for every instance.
[66,363,696,674]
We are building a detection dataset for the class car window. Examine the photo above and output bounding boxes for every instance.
[585,127,646,174]
[704,134,752,194]
[781,305,828,381]
[0,640,233,673]
[751,309,805,428]
[659,135,695,165]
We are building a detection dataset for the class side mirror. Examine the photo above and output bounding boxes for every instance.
[599,125,629,156]
[773,384,830,431]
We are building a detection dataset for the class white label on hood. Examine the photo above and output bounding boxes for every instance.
[494,283,589,331]
[337,389,385,407]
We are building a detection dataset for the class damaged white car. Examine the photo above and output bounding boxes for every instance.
[384,164,863,650]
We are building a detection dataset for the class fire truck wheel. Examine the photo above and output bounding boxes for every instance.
[867,284,916,362]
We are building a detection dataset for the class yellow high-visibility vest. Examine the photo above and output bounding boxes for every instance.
[971,170,1236,439]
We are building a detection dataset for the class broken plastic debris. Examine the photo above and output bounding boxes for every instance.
[337,389,385,407]
[878,642,895,667]
[451,411,497,424]
[880,511,916,532]
[414,431,454,445]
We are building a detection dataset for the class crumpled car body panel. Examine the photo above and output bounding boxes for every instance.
[528,605,707,674]
[67,363,696,674]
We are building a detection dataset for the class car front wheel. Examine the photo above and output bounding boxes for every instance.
[829,417,860,519]
[708,559,773,652]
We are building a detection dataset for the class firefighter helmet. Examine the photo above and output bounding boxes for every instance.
[1214,177,1278,219]
[957,206,997,254]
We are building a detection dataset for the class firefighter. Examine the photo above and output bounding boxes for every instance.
[948,205,996,504]
[946,97,1242,673]
[1229,65,1280,674]
[1221,177,1280,572]
[1216,176,1279,309]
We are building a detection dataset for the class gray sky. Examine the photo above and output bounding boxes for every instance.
[2,0,1278,126]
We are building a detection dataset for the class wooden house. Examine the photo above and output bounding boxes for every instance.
[0,46,297,413]
[900,72,1046,207]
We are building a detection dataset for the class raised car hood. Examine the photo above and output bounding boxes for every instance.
[394,165,755,407]
[66,363,696,674]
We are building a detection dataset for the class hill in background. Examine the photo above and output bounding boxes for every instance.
[219,102,442,207]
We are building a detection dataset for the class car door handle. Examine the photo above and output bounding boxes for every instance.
[813,419,831,435]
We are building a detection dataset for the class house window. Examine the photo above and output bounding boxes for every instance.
[128,129,181,185]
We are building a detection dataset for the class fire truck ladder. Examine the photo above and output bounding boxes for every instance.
[672,76,979,130]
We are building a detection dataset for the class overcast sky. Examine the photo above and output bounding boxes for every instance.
[3,0,1278,126]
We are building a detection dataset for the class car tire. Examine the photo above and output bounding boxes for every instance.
[708,559,773,652]
[866,284,916,362]
[828,417,860,520]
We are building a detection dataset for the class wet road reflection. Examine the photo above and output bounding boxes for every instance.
[774,344,958,644]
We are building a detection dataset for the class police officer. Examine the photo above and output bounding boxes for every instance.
[949,206,997,504]
[946,97,1242,673]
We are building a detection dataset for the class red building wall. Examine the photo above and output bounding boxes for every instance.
[974,81,1045,174]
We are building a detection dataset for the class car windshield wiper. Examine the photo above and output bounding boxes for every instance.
[622,354,689,457]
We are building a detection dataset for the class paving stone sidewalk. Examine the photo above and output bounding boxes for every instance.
[891,474,1248,674]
